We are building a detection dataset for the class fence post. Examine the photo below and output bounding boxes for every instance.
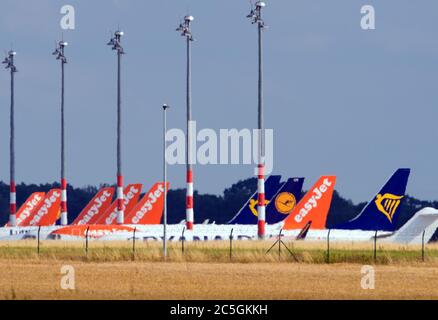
[422,230,426,262]
[229,228,234,261]
[326,229,331,264]
[133,227,137,257]
[181,227,186,255]
[374,230,378,263]
[278,229,282,260]
[37,226,41,255]
[85,226,90,256]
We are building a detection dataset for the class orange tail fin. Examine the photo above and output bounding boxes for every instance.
[7,192,46,227]
[95,184,142,225]
[283,176,336,230]
[72,187,115,225]
[20,189,62,227]
[125,182,169,225]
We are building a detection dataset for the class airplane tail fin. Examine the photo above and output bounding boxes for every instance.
[336,168,410,231]
[20,189,62,226]
[283,176,336,230]
[8,192,46,227]
[72,187,115,225]
[296,221,312,240]
[385,207,438,244]
[227,175,282,224]
[265,178,304,224]
[95,184,143,225]
[125,182,169,225]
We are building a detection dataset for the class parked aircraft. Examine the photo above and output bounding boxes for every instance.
[281,169,438,244]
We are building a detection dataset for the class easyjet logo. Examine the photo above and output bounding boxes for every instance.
[29,191,61,225]
[131,184,164,224]
[88,228,130,238]
[16,194,44,225]
[294,178,333,223]
[78,190,112,225]
[105,185,140,224]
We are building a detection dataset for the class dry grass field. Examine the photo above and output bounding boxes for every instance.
[1,240,438,299]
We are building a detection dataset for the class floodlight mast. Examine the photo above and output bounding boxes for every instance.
[107,30,125,224]
[162,104,170,259]
[247,1,267,239]
[176,16,195,230]
[52,40,68,225]
[2,50,17,227]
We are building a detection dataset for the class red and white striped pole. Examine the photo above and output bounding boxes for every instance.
[116,41,124,225]
[60,44,68,226]
[248,2,267,238]
[10,182,16,226]
[60,178,67,224]
[53,40,69,225]
[116,175,124,224]
[177,15,195,230]
[108,31,125,225]
[186,169,194,230]
[257,164,265,238]
[4,50,17,226]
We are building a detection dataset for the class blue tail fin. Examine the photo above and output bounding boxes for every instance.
[265,178,304,224]
[228,175,282,224]
[336,168,410,231]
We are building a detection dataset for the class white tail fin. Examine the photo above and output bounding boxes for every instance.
[387,207,438,244]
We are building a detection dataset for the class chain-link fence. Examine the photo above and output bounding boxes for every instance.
[2,226,437,264]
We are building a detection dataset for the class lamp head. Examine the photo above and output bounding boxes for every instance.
[256,1,266,8]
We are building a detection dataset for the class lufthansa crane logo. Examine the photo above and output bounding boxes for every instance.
[249,199,271,217]
[275,192,296,215]
[374,193,404,223]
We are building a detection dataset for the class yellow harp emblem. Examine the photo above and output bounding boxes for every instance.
[374,193,404,223]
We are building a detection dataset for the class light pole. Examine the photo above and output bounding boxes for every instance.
[176,15,195,230]
[247,1,267,238]
[162,104,170,259]
[2,50,18,227]
[107,30,125,224]
[52,40,68,225]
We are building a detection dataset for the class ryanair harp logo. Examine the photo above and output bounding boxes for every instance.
[375,193,404,223]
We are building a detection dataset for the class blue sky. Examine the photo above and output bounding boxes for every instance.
[0,0,437,203]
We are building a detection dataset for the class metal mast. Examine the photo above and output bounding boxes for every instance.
[247,1,267,238]
[176,16,195,230]
[3,50,18,226]
[107,30,125,224]
[162,104,170,258]
[52,40,68,225]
